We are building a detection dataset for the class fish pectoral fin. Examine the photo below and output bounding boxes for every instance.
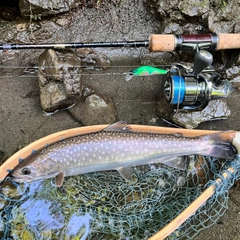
[117,166,134,181]
[160,156,188,170]
[55,172,64,187]
[103,121,133,132]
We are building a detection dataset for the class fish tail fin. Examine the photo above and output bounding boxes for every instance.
[203,130,237,159]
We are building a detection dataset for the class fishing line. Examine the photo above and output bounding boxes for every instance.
[0,65,171,78]
[0,72,130,79]
[0,64,171,69]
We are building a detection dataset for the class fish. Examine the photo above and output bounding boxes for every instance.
[11,122,237,187]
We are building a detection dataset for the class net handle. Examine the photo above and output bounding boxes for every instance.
[148,168,235,240]
[149,132,240,240]
[0,125,220,182]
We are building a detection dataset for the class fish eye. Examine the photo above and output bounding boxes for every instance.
[21,168,31,175]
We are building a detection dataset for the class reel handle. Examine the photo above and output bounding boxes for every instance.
[149,33,240,52]
[193,50,213,75]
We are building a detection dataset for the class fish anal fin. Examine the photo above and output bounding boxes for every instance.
[117,166,134,181]
[162,156,188,170]
[103,121,133,132]
[55,172,64,187]
[150,156,188,170]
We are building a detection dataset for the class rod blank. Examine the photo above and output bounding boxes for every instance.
[1,33,240,52]
[0,41,149,50]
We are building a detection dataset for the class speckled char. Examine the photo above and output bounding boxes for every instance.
[11,122,237,187]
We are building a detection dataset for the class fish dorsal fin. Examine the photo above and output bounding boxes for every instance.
[55,172,64,187]
[103,121,133,132]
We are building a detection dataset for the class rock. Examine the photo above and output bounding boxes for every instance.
[144,0,179,21]
[208,0,240,33]
[234,22,240,33]
[157,0,179,12]
[163,23,183,34]
[76,48,111,70]
[179,0,209,17]
[81,93,117,125]
[172,99,231,129]
[226,66,240,80]
[38,49,81,112]
[39,81,76,113]
[19,0,80,18]
[182,23,204,33]
[163,22,204,35]
[208,10,233,33]
[68,87,118,125]
[169,10,185,22]
[226,66,240,89]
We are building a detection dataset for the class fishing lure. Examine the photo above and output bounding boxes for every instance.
[125,66,168,81]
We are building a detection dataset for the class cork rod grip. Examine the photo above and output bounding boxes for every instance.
[149,34,176,52]
[217,33,240,50]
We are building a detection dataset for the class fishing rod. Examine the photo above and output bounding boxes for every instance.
[1,33,240,51]
[1,33,240,111]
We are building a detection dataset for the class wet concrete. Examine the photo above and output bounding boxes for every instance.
[0,0,240,239]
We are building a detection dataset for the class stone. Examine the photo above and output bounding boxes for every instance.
[226,66,240,89]
[172,99,231,129]
[169,10,185,23]
[158,0,179,12]
[208,10,234,33]
[76,48,111,70]
[163,23,183,34]
[68,87,118,125]
[19,0,80,18]
[226,66,240,80]
[179,0,209,17]
[208,0,240,33]
[38,49,81,112]
[39,81,75,113]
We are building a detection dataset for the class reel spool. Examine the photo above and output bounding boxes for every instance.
[164,50,232,111]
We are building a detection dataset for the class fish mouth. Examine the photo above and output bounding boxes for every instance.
[10,172,39,183]
[11,172,58,183]
[11,176,34,183]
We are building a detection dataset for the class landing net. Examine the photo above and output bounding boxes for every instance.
[0,155,240,239]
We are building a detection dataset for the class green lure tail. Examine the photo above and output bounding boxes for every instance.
[125,66,168,81]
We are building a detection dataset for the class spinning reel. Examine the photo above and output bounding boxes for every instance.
[164,50,232,111]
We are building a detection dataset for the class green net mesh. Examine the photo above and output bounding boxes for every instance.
[1,155,240,240]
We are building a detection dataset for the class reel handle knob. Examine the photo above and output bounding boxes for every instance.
[193,50,213,75]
